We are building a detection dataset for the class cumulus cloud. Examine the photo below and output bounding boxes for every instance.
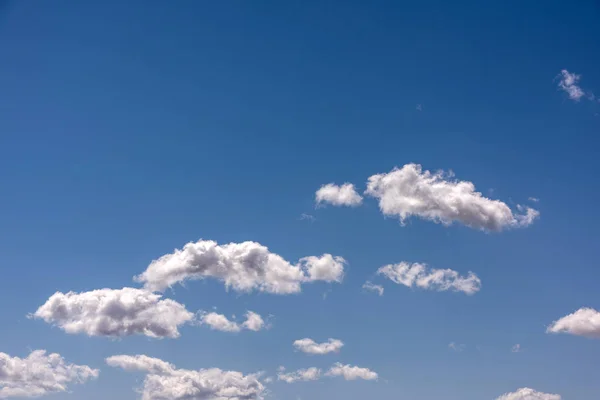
[558,69,585,101]
[364,164,539,231]
[325,363,378,381]
[546,307,600,339]
[277,367,321,383]
[496,387,561,400]
[135,240,346,294]
[198,311,266,333]
[315,183,363,207]
[32,287,194,338]
[293,338,344,355]
[106,354,265,400]
[362,281,384,296]
[378,262,481,295]
[0,350,98,398]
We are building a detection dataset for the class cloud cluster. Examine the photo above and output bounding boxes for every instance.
[377,262,481,295]
[293,338,344,355]
[277,367,321,383]
[278,363,377,383]
[106,354,265,400]
[32,287,194,338]
[135,240,346,294]
[0,350,98,398]
[315,183,363,207]
[365,164,539,231]
[546,307,600,339]
[496,387,561,400]
[558,69,585,101]
[362,281,384,296]
[198,311,266,333]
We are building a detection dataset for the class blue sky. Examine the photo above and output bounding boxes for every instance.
[1,1,599,399]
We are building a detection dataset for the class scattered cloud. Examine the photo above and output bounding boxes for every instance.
[364,163,539,231]
[106,354,265,400]
[448,342,465,352]
[198,311,267,333]
[31,287,194,338]
[0,350,98,398]
[511,344,521,353]
[547,307,600,339]
[528,197,540,203]
[416,104,423,111]
[378,262,481,295]
[242,311,267,331]
[496,387,561,400]
[325,363,378,381]
[135,240,346,294]
[299,213,316,222]
[558,69,585,101]
[293,338,344,355]
[315,183,363,207]
[277,367,321,383]
[362,281,384,296]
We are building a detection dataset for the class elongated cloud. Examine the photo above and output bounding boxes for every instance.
[362,281,384,296]
[135,240,346,294]
[496,387,561,400]
[293,338,344,355]
[325,363,378,381]
[277,367,321,383]
[546,307,600,339]
[32,287,194,338]
[198,311,266,333]
[0,350,98,398]
[106,354,265,400]
[378,262,481,295]
[315,183,363,207]
[558,69,585,101]
[365,164,539,231]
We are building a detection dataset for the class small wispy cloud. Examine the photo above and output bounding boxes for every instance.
[299,213,316,222]
[448,342,465,352]
[557,69,596,103]
[511,344,521,353]
[528,197,540,203]
[416,104,423,111]
[362,281,384,296]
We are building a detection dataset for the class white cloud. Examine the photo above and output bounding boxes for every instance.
[378,262,481,295]
[0,350,98,398]
[528,197,540,203]
[362,281,384,296]
[364,164,539,231]
[299,213,316,222]
[315,183,363,207]
[546,307,600,339]
[277,367,321,383]
[32,287,194,338]
[293,338,344,355]
[106,354,265,400]
[558,69,585,101]
[135,240,346,294]
[511,344,521,353]
[496,387,561,400]
[242,311,266,331]
[198,311,267,333]
[325,363,378,381]
[448,342,465,352]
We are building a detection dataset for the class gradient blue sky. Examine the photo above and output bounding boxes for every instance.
[1,1,599,399]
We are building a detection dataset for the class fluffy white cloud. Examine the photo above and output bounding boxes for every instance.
[293,338,344,355]
[325,363,378,381]
[315,183,363,207]
[558,69,585,101]
[135,240,346,294]
[496,387,561,400]
[106,354,265,400]
[0,350,98,398]
[362,281,384,296]
[378,262,481,295]
[364,164,539,231]
[198,311,266,333]
[277,367,321,383]
[546,307,600,339]
[32,287,194,338]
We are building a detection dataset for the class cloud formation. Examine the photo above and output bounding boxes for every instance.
[293,338,344,355]
[325,363,378,381]
[546,307,600,339]
[136,240,345,294]
[558,69,585,101]
[511,344,521,353]
[315,183,363,207]
[277,367,321,383]
[496,387,561,400]
[106,354,265,400]
[362,281,384,296]
[198,311,266,333]
[32,287,194,338]
[364,164,539,231]
[0,350,98,398]
[378,262,481,295]
[448,342,465,352]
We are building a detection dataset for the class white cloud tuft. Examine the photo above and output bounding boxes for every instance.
[364,164,539,231]
[378,262,481,295]
[546,307,600,339]
[106,354,265,400]
[198,311,267,333]
[511,344,521,353]
[528,197,540,203]
[135,240,346,294]
[32,287,194,338]
[293,338,344,355]
[0,350,98,398]
[496,387,561,400]
[315,183,363,207]
[448,342,465,352]
[558,69,585,101]
[325,363,378,381]
[362,281,384,296]
[242,311,266,331]
[277,367,321,383]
